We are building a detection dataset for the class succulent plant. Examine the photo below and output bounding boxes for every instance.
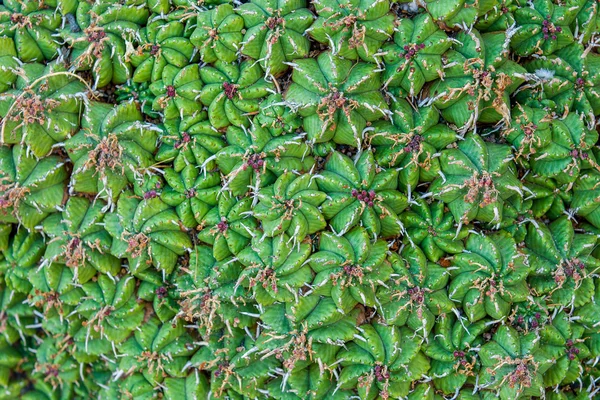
[309,226,392,312]
[368,98,458,193]
[215,124,314,196]
[105,190,192,275]
[130,16,197,84]
[0,62,86,157]
[512,0,576,57]
[401,198,468,262]
[337,324,430,398]
[65,101,160,203]
[255,93,302,137]
[0,0,62,62]
[191,4,244,63]
[0,145,67,230]
[478,325,549,399]
[2,0,600,396]
[238,0,314,76]
[115,317,197,385]
[197,193,258,261]
[448,231,530,322]
[424,314,488,394]
[0,38,18,94]
[41,197,120,283]
[316,151,407,237]
[236,233,312,306]
[157,114,225,172]
[429,30,526,130]
[309,0,395,61]
[150,64,204,120]
[572,170,600,229]
[160,165,221,229]
[381,12,450,96]
[285,51,388,147]
[254,171,326,238]
[0,229,44,294]
[539,310,591,386]
[525,217,599,308]
[199,60,274,128]
[429,133,523,226]
[377,246,454,336]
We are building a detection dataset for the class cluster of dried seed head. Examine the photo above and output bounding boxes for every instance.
[541,17,562,40]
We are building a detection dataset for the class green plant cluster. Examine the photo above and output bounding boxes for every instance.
[1,0,600,398]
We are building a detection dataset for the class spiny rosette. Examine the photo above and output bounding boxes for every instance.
[381,12,451,96]
[197,193,258,261]
[571,169,600,229]
[0,62,87,158]
[236,233,312,306]
[60,2,142,89]
[524,174,571,220]
[309,226,392,312]
[429,29,526,131]
[309,0,395,62]
[285,51,389,147]
[170,247,256,334]
[368,98,458,193]
[160,164,221,229]
[0,145,67,231]
[215,123,314,196]
[130,16,197,84]
[424,314,489,394]
[104,190,192,276]
[237,0,314,76]
[501,103,553,161]
[115,316,197,385]
[377,246,454,337]
[41,196,120,283]
[511,0,576,57]
[65,101,160,203]
[157,114,226,173]
[190,4,244,64]
[255,93,302,137]
[150,64,204,121]
[199,60,275,129]
[448,231,530,323]
[0,0,62,62]
[516,43,600,128]
[75,274,145,344]
[401,198,469,263]
[508,296,550,333]
[429,133,524,226]
[527,113,599,185]
[538,310,591,386]
[478,325,551,399]
[525,217,599,309]
[254,171,327,239]
[336,323,430,399]
[316,151,407,238]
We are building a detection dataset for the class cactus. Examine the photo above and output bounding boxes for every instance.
[381,13,451,96]
[0,62,86,157]
[2,0,600,397]
[525,217,599,308]
[237,0,314,76]
[316,151,407,237]
[199,60,274,128]
[65,102,160,203]
[429,133,523,226]
[285,51,388,147]
[191,4,244,63]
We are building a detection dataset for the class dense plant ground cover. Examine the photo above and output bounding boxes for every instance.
[2,0,600,398]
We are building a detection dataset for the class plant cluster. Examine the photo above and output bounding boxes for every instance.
[1,0,600,399]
